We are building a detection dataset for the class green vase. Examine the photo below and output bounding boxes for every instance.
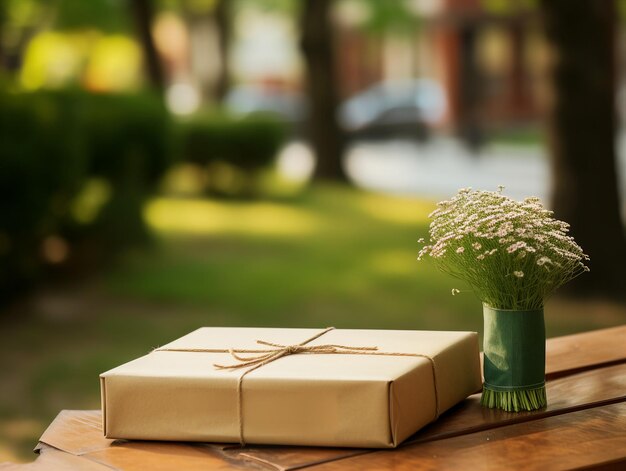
[481,304,547,412]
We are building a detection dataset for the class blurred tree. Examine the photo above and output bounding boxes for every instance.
[541,0,626,299]
[0,4,5,71]
[213,0,230,101]
[0,0,49,74]
[180,0,231,103]
[55,0,131,32]
[0,0,132,74]
[457,22,485,152]
[130,0,165,90]
[0,3,5,69]
[300,0,347,181]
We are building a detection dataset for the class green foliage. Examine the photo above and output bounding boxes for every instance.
[0,90,87,296]
[83,92,172,186]
[1,0,48,30]
[177,112,287,195]
[1,0,132,35]
[0,89,172,302]
[180,112,286,169]
[489,127,543,147]
[481,0,538,15]
[77,92,172,247]
[618,0,626,22]
[359,0,418,36]
[53,0,132,33]
[235,0,298,15]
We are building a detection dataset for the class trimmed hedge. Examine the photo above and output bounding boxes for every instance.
[0,89,171,301]
[0,93,286,302]
[178,112,287,195]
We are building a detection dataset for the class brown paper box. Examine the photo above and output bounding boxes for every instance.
[100,327,481,448]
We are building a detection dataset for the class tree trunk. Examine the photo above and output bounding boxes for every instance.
[458,22,484,153]
[0,6,5,72]
[213,0,230,102]
[541,0,626,299]
[508,18,527,116]
[300,0,348,182]
[130,0,165,91]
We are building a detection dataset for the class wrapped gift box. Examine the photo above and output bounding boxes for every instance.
[100,327,481,448]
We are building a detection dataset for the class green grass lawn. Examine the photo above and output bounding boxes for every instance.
[1,184,624,462]
[488,126,544,148]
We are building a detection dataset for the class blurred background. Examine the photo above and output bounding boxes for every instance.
[1,0,625,462]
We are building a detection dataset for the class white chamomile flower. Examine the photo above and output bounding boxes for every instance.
[417,187,589,310]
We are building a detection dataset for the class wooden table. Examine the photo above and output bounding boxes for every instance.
[1,325,625,470]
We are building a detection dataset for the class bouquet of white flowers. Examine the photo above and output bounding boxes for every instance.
[419,187,589,411]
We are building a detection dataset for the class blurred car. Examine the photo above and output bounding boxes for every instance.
[339,79,446,142]
[224,85,305,135]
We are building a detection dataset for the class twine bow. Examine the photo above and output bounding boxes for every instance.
[157,327,440,446]
[213,329,379,371]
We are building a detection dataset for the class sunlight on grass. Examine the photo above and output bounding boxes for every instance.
[145,197,321,236]
[160,164,207,196]
[0,419,42,441]
[0,444,21,464]
[369,249,418,276]
[357,193,435,225]
[0,418,44,463]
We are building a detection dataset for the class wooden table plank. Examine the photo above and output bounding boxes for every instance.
[234,448,370,471]
[0,447,110,471]
[403,362,626,445]
[35,410,112,456]
[545,324,626,377]
[310,402,626,471]
[34,410,365,471]
[33,411,253,470]
[84,443,251,471]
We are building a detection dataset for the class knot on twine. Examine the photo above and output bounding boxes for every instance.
[285,345,300,354]
[156,327,440,447]
[213,336,379,371]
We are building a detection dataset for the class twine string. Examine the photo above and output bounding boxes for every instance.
[156,327,440,446]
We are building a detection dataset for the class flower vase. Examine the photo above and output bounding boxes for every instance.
[481,304,547,412]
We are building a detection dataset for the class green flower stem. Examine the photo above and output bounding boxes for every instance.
[481,386,547,412]
[481,305,546,412]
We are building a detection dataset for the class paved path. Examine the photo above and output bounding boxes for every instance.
[278,137,626,207]
[346,138,548,202]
